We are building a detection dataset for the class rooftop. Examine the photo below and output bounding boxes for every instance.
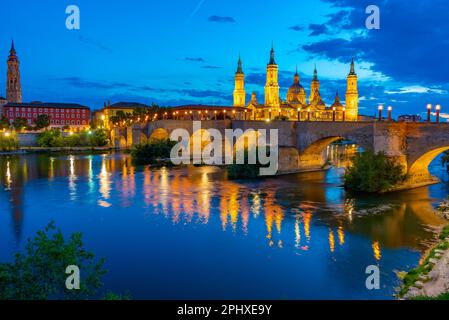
[106,102,150,109]
[5,102,89,109]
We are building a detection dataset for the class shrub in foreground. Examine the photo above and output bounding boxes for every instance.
[0,222,107,300]
[344,151,406,193]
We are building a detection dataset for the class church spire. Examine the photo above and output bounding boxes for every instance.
[349,58,356,75]
[335,90,340,102]
[294,66,299,84]
[10,39,16,55]
[269,43,276,65]
[236,55,243,74]
[313,64,318,80]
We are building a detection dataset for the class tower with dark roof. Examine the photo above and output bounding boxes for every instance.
[233,56,246,107]
[6,40,22,103]
[264,45,280,108]
[345,58,358,121]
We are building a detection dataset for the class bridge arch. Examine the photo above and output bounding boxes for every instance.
[114,135,127,149]
[298,136,361,171]
[407,146,449,184]
[149,128,170,141]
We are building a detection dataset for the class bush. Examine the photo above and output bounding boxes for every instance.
[131,139,177,165]
[227,147,268,180]
[344,151,406,193]
[37,129,110,148]
[0,133,19,152]
[0,222,107,300]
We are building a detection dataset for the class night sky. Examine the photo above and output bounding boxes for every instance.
[2,0,449,118]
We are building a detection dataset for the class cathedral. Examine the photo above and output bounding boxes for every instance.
[233,45,359,121]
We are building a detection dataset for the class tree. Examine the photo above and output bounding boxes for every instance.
[0,222,107,300]
[35,114,50,129]
[12,117,28,131]
[344,151,406,193]
[0,116,10,130]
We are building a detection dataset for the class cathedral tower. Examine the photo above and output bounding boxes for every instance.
[309,65,320,103]
[264,45,280,108]
[233,56,246,107]
[345,58,358,121]
[6,40,22,103]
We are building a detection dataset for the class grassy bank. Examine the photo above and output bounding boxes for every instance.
[399,224,449,299]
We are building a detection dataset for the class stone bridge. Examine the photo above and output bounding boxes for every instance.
[112,120,449,189]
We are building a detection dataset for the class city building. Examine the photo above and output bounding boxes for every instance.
[6,40,22,103]
[2,102,90,130]
[234,46,359,121]
[93,101,151,128]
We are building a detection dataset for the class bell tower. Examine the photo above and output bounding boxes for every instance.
[264,45,280,108]
[309,65,320,103]
[233,56,246,107]
[6,40,22,103]
[345,58,358,121]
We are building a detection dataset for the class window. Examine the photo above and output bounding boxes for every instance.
[77,120,80,125]
[39,108,42,112]
[22,113,25,117]
[28,113,31,117]
[50,120,54,124]
[56,120,59,124]
[61,120,64,125]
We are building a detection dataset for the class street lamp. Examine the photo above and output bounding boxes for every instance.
[427,104,432,122]
[297,108,301,121]
[378,105,383,121]
[342,107,346,122]
[332,107,336,122]
[214,110,217,120]
[436,104,441,123]
[244,109,248,120]
[269,108,272,120]
[307,108,311,121]
[387,106,392,122]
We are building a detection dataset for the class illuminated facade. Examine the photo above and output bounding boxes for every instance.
[6,40,22,103]
[235,46,359,121]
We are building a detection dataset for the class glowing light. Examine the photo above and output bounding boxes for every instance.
[436,104,441,111]
[372,241,381,261]
[427,104,432,110]
[378,105,383,111]
[388,106,392,111]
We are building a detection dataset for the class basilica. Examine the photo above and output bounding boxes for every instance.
[233,46,359,121]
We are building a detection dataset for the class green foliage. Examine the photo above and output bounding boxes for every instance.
[344,151,406,193]
[131,139,177,165]
[399,230,449,298]
[0,116,10,130]
[89,128,109,147]
[0,133,19,151]
[0,222,107,300]
[37,129,64,147]
[12,117,28,131]
[35,114,50,129]
[227,147,266,180]
[37,129,110,148]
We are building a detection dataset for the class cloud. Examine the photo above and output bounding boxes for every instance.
[203,65,222,69]
[302,0,449,84]
[208,15,236,23]
[185,57,206,63]
[289,24,304,32]
[385,86,447,95]
[308,24,329,36]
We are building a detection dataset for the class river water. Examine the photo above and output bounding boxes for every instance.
[0,145,448,299]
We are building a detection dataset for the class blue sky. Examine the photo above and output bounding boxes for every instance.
[1,0,449,117]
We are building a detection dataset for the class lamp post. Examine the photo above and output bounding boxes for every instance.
[223,110,227,120]
[269,109,272,120]
[427,104,432,122]
[307,108,311,121]
[332,107,336,122]
[278,109,281,119]
[342,107,346,122]
[232,110,236,120]
[378,105,383,121]
[436,105,441,123]
[214,110,217,120]
[297,108,301,121]
[387,106,392,122]
[244,109,248,120]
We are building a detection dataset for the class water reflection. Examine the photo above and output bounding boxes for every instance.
[1,149,446,256]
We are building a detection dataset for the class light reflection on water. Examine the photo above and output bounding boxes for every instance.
[0,145,448,300]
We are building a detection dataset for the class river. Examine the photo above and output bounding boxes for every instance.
[0,144,448,299]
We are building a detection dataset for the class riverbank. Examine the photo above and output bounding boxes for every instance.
[0,146,117,155]
[399,224,449,300]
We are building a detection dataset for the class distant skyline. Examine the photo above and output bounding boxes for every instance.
[2,0,449,118]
